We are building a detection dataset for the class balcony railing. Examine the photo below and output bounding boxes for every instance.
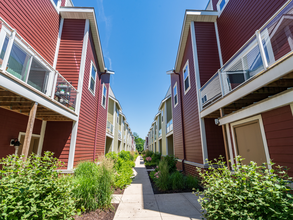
[200,1,293,109]
[159,129,162,138]
[118,130,122,140]
[166,119,173,133]
[106,121,114,135]
[0,16,77,113]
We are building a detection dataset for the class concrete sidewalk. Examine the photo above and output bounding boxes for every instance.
[113,156,203,220]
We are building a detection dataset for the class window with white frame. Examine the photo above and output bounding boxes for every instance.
[217,0,229,16]
[0,32,51,93]
[89,62,97,94]
[183,60,190,94]
[173,83,178,107]
[161,111,163,123]
[101,83,107,108]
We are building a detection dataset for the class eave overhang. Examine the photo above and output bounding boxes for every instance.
[59,7,106,73]
[174,10,218,73]
[158,95,171,110]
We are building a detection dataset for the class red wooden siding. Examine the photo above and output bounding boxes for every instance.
[56,19,85,88]
[205,118,226,161]
[61,0,66,6]
[180,29,203,164]
[42,121,73,168]
[171,74,184,160]
[194,22,221,87]
[262,105,293,177]
[95,73,110,159]
[217,0,287,64]
[0,108,42,160]
[212,0,218,11]
[0,0,59,65]
[75,29,101,165]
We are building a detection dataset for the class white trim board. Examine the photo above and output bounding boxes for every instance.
[290,103,293,116]
[201,54,293,118]
[219,88,293,125]
[230,115,271,169]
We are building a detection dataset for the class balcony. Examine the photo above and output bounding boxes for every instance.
[158,129,162,138]
[118,130,122,140]
[166,119,173,134]
[0,17,77,113]
[200,2,293,112]
[106,121,114,135]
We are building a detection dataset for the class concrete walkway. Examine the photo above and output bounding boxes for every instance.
[113,156,203,220]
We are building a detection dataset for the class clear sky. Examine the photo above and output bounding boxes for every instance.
[73,0,209,138]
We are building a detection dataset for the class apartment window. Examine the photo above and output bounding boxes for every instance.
[101,83,107,108]
[217,0,229,16]
[183,60,190,94]
[161,111,163,123]
[173,83,178,107]
[89,62,97,95]
[0,36,9,67]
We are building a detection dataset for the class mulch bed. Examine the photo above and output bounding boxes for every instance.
[113,188,125,194]
[74,204,119,220]
[147,171,204,194]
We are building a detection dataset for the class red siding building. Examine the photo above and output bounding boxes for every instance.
[168,0,293,177]
[0,0,113,171]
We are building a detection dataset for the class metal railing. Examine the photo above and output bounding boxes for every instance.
[0,16,78,113]
[166,119,173,133]
[159,129,162,137]
[118,130,122,140]
[106,121,114,135]
[200,1,293,109]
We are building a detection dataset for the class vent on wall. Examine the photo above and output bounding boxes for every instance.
[202,95,208,104]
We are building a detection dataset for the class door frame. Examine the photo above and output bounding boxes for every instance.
[17,132,41,156]
[230,115,271,169]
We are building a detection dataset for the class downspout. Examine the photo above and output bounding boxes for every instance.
[173,70,186,172]
[93,71,107,162]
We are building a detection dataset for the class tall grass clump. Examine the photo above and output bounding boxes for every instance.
[0,152,76,219]
[73,157,114,212]
[154,158,169,191]
[170,171,185,190]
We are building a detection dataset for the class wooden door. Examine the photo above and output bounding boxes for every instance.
[18,135,39,157]
[234,120,267,166]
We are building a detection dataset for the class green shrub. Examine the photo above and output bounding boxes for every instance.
[185,174,199,190]
[197,156,293,220]
[105,152,118,163]
[154,158,169,191]
[163,155,177,173]
[114,162,133,189]
[0,152,76,219]
[170,171,185,190]
[118,150,131,161]
[73,157,114,212]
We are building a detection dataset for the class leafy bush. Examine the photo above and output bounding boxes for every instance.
[0,152,76,219]
[197,156,293,220]
[118,150,131,161]
[169,171,185,190]
[105,152,118,163]
[73,157,114,212]
[185,174,199,190]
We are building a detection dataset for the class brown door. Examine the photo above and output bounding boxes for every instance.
[17,135,39,157]
[234,120,267,166]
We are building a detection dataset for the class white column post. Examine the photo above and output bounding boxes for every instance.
[37,121,47,156]
[256,30,268,69]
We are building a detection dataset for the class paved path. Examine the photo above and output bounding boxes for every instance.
[113,156,203,220]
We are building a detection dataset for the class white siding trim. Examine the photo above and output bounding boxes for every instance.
[53,18,64,69]
[37,121,47,156]
[290,103,293,116]
[219,89,293,125]
[230,115,271,169]
[214,21,223,67]
[225,124,234,168]
[67,19,90,170]
[190,21,208,164]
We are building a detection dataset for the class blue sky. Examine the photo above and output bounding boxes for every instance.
[73,0,209,138]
